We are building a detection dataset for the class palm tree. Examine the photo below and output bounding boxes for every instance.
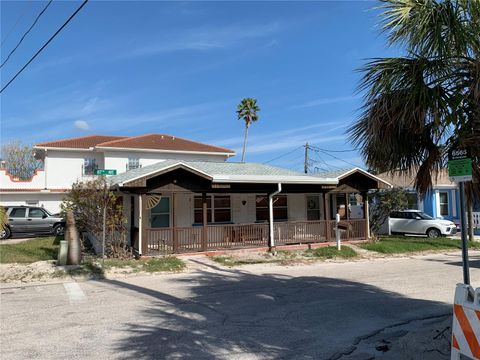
[237,98,260,162]
[348,0,479,219]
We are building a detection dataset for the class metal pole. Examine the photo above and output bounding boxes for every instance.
[102,204,106,267]
[336,211,341,250]
[304,143,309,174]
[459,181,470,285]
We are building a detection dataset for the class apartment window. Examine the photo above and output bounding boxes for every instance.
[406,193,419,210]
[128,158,141,171]
[194,195,231,224]
[439,192,449,216]
[150,198,170,228]
[256,195,288,222]
[83,158,97,175]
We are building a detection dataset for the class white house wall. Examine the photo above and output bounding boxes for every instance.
[287,194,307,221]
[0,193,64,213]
[45,150,104,189]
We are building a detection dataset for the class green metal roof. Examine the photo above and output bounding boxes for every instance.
[108,160,339,187]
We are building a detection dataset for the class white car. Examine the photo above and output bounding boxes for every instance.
[389,210,457,238]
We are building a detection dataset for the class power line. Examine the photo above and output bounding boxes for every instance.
[1,0,53,69]
[1,1,35,47]
[263,146,304,164]
[0,0,89,94]
[315,149,359,168]
[309,144,359,153]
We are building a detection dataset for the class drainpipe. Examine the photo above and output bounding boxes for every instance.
[268,183,282,251]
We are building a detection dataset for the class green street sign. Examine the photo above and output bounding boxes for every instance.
[448,148,472,182]
[94,169,117,176]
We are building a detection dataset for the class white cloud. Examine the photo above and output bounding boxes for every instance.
[291,95,361,109]
[122,22,281,58]
[74,120,90,130]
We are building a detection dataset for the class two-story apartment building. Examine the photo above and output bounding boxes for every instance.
[0,134,234,213]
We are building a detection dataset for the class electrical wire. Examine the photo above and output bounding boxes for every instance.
[1,1,34,47]
[263,145,304,164]
[1,0,53,69]
[0,0,89,94]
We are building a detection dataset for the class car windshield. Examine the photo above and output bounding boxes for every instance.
[42,208,53,216]
[416,212,433,220]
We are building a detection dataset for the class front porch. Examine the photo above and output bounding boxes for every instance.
[144,219,367,255]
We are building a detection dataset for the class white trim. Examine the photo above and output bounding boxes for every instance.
[212,176,337,184]
[0,190,67,194]
[438,190,450,217]
[33,146,96,152]
[96,146,235,157]
[336,167,393,188]
[435,190,441,217]
[452,189,457,217]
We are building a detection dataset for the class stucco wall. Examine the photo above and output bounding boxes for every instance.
[0,192,64,213]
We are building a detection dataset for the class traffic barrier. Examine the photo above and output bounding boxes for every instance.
[451,283,480,359]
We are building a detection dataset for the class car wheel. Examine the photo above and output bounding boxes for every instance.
[53,224,65,236]
[427,228,441,238]
[0,227,11,240]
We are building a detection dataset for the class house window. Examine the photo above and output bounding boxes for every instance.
[439,192,449,216]
[194,195,231,224]
[406,193,419,210]
[256,195,288,222]
[83,158,97,175]
[128,158,141,171]
[150,198,170,228]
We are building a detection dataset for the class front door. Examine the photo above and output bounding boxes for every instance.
[306,195,323,220]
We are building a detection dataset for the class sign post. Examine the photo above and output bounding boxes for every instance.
[448,148,472,285]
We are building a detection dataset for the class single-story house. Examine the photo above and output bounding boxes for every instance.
[108,161,391,255]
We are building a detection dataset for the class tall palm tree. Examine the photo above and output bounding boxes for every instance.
[237,98,260,162]
[348,0,480,200]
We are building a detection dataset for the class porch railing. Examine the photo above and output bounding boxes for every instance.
[144,219,367,255]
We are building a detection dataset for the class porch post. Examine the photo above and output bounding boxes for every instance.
[172,192,178,253]
[202,192,208,251]
[363,192,370,239]
[139,194,146,256]
[346,193,350,220]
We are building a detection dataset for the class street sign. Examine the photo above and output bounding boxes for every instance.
[94,169,117,176]
[448,148,472,182]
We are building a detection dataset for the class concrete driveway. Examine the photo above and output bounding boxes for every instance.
[1,252,479,359]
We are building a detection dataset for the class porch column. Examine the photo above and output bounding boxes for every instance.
[363,192,370,239]
[172,192,178,253]
[346,193,350,220]
[139,194,147,256]
[201,192,208,251]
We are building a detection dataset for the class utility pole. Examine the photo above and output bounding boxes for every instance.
[304,142,309,174]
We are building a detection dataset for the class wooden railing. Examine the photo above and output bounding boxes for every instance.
[145,219,367,255]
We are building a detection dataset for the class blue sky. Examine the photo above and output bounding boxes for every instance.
[1,0,397,172]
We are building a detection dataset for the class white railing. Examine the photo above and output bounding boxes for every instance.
[473,212,480,229]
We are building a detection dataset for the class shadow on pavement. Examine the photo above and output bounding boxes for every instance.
[423,253,480,269]
[97,265,451,359]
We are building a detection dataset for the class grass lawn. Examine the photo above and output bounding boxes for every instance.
[210,246,357,267]
[359,236,480,254]
[0,236,60,264]
[76,256,186,275]
[304,246,358,259]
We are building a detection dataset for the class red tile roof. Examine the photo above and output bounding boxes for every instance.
[36,135,128,149]
[97,134,235,154]
[35,134,234,154]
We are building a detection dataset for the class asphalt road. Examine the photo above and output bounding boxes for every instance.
[1,252,479,360]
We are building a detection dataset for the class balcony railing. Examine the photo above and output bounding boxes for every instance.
[144,219,367,255]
